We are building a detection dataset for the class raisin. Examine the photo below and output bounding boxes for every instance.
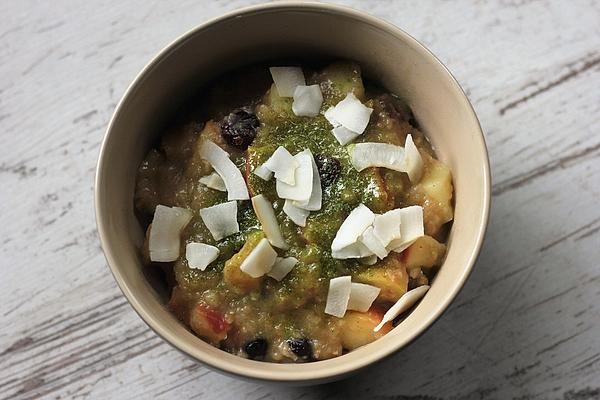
[244,338,268,359]
[220,109,259,150]
[286,338,313,360]
[314,154,341,187]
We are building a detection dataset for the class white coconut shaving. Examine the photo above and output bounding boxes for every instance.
[149,205,193,262]
[269,67,305,97]
[199,201,239,241]
[239,238,278,278]
[251,194,288,249]
[374,285,430,332]
[199,140,249,200]
[292,85,323,117]
[185,242,219,271]
[199,172,226,192]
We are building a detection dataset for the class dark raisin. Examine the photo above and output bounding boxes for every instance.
[244,338,268,359]
[220,109,259,150]
[314,154,341,187]
[286,338,313,360]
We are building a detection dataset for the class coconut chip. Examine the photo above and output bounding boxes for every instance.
[374,285,430,332]
[276,149,313,202]
[267,257,298,281]
[149,205,193,262]
[387,206,424,253]
[263,146,298,185]
[199,172,226,192]
[325,276,352,317]
[292,85,323,117]
[199,201,239,241]
[327,92,372,134]
[251,194,288,249]
[331,204,375,253]
[292,149,322,211]
[199,140,249,200]
[402,134,424,183]
[283,199,310,227]
[347,283,381,312]
[239,238,278,278]
[348,142,406,172]
[185,242,219,270]
[269,67,305,97]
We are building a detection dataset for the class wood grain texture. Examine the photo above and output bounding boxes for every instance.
[1,0,599,399]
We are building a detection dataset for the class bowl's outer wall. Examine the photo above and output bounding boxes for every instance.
[96,2,490,384]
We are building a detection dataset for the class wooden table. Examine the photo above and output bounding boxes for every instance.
[1,1,599,398]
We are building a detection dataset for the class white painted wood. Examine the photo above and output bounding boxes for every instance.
[1,0,599,399]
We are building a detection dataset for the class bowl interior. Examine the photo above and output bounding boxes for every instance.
[96,3,489,383]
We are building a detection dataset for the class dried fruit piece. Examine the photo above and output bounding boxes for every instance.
[314,154,341,187]
[286,338,313,360]
[220,109,260,150]
[244,338,268,359]
[189,304,230,344]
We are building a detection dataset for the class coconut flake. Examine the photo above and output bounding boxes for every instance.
[327,93,372,134]
[267,257,298,281]
[199,201,239,241]
[263,146,298,185]
[185,242,219,270]
[359,226,388,259]
[360,255,378,265]
[324,107,338,126]
[199,140,249,200]
[372,209,402,247]
[283,199,310,227]
[331,241,373,259]
[251,194,288,249]
[349,142,406,172]
[149,205,193,262]
[348,136,424,181]
[325,106,361,145]
[253,164,273,181]
[292,85,323,117]
[347,283,381,312]
[402,134,424,183]
[374,285,430,332]
[325,276,352,318]
[292,149,321,211]
[331,204,375,252]
[331,125,360,145]
[388,206,424,253]
[199,172,226,192]
[269,67,305,97]
[276,149,313,202]
[239,238,278,278]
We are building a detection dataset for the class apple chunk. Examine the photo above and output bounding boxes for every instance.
[340,308,392,350]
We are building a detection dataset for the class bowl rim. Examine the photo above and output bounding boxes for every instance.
[95,0,491,382]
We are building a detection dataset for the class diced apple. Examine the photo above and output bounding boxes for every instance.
[256,84,294,124]
[340,308,393,350]
[402,235,446,270]
[168,286,190,321]
[354,254,409,303]
[313,61,366,105]
[189,303,231,344]
[407,153,454,236]
[361,168,395,213]
[223,231,265,293]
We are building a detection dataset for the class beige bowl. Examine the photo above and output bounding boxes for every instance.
[95,1,490,384]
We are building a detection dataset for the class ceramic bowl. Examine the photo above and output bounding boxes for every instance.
[95,1,490,384]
